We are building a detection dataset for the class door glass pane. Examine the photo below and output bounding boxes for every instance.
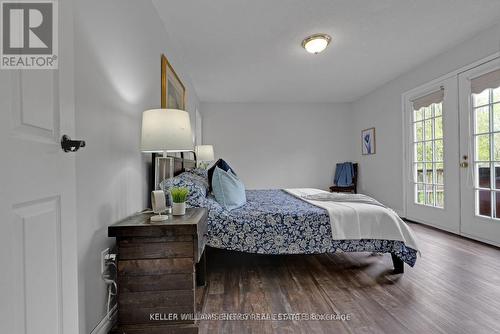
[432,163,438,184]
[414,108,423,121]
[495,164,500,189]
[495,192,500,219]
[416,184,425,204]
[477,190,492,217]
[493,88,500,103]
[476,134,490,161]
[435,140,443,161]
[475,106,490,134]
[426,162,433,173]
[476,163,491,188]
[415,121,424,141]
[495,133,500,161]
[494,103,500,131]
[415,163,424,183]
[425,167,433,183]
[425,142,433,161]
[415,143,424,162]
[473,90,490,107]
[412,101,444,208]
[424,106,433,119]
[424,119,433,140]
[436,163,444,184]
[425,185,434,206]
[436,185,444,208]
[434,103,442,117]
[435,117,443,139]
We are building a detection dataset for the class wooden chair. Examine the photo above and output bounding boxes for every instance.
[329,163,358,194]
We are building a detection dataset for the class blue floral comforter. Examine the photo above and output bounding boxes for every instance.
[161,170,417,266]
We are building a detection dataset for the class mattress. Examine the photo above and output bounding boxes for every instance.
[192,189,417,266]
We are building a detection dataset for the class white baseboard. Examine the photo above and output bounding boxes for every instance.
[90,306,117,334]
[405,216,460,234]
[459,232,500,248]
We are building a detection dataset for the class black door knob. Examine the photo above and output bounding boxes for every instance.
[61,134,86,152]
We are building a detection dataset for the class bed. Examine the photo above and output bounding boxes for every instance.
[160,165,419,273]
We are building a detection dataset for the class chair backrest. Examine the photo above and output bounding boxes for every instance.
[352,163,358,187]
[334,162,358,187]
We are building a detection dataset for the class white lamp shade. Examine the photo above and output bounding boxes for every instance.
[195,145,215,161]
[140,109,194,153]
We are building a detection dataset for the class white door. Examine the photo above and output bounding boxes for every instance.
[459,58,500,246]
[0,0,79,333]
[405,77,461,233]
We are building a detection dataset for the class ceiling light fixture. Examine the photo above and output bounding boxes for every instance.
[301,33,331,54]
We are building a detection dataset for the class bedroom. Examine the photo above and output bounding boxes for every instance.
[0,0,499,333]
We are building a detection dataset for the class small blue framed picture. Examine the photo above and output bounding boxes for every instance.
[362,127,376,155]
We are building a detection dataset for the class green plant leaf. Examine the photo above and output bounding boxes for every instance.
[170,187,190,203]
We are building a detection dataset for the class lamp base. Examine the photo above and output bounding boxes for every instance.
[150,214,168,222]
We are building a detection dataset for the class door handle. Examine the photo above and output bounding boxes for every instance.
[61,135,86,152]
[460,155,469,168]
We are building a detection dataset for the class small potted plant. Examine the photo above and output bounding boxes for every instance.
[170,187,189,216]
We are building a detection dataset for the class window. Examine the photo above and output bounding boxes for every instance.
[412,89,444,208]
[472,84,500,218]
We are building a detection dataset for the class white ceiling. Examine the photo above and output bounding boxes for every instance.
[153,0,500,103]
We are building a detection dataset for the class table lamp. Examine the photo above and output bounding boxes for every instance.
[195,145,215,168]
[141,108,194,220]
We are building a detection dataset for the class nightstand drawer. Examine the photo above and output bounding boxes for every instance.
[119,273,194,293]
[119,290,194,307]
[118,290,195,324]
[118,258,193,276]
[118,241,193,260]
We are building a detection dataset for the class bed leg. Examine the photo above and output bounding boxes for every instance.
[391,253,404,274]
[196,250,207,286]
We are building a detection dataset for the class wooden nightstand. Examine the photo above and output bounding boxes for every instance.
[108,208,208,334]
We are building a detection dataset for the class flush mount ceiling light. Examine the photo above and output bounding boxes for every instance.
[301,33,332,54]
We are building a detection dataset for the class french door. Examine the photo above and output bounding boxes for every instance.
[459,58,500,246]
[405,77,461,233]
[406,57,500,246]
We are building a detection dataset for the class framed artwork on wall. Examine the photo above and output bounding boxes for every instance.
[161,54,186,110]
[362,127,376,155]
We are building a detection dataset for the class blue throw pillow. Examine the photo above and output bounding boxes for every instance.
[207,158,236,192]
[212,166,246,211]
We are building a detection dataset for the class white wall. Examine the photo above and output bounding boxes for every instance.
[351,22,500,214]
[74,1,199,333]
[202,102,354,190]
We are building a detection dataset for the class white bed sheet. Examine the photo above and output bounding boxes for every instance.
[285,188,419,252]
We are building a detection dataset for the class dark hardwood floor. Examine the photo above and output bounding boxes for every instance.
[197,222,500,334]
